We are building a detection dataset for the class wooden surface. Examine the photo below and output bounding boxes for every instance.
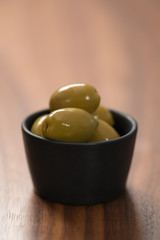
[0,0,160,239]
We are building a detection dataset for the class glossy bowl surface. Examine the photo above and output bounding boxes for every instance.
[22,109,137,205]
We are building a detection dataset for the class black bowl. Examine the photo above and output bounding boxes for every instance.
[22,109,137,205]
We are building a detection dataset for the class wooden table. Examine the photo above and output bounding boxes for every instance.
[0,1,160,239]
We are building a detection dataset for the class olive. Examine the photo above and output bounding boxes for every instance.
[89,119,120,142]
[31,114,48,137]
[93,105,114,126]
[49,83,100,113]
[42,108,98,142]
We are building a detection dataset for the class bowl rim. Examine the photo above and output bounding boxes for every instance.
[22,108,138,146]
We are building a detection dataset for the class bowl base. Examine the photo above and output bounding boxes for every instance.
[34,188,125,206]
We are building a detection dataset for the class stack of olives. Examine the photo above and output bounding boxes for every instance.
[31,83,120,142]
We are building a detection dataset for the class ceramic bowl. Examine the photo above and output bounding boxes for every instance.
[22,109,137,205]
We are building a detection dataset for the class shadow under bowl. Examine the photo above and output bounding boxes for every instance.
[22,109,137,205]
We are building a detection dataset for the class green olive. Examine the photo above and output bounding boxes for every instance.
[89,119,120,142]
[42,108,98,142]
[93,105,114,126]
[31,114,48,137]
[49,83,100,113]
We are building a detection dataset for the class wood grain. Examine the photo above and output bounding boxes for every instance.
[0,0,160,239]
